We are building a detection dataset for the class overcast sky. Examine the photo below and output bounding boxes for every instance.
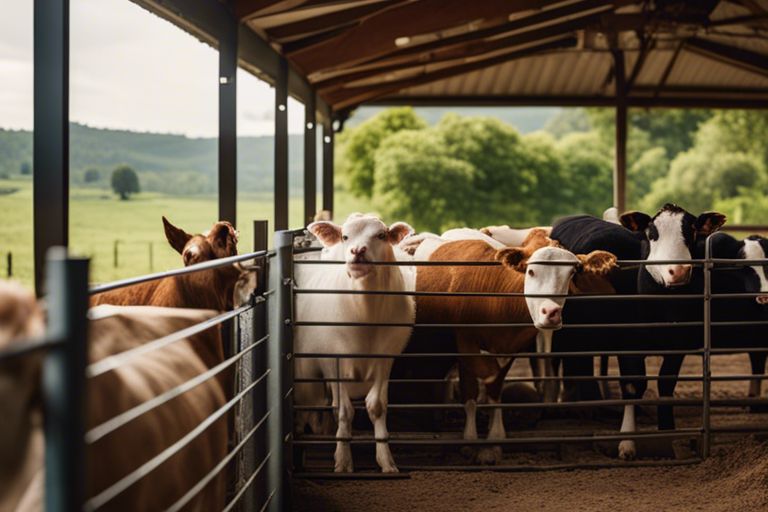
[0,0,306,137]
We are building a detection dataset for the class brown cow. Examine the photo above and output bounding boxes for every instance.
[416,230,616,464]
[0,282,228,511]
[91,217,243,312]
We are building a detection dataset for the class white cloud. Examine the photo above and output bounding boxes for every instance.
[0,0,305,137]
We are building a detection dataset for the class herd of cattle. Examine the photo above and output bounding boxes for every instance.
[2,203,768,509]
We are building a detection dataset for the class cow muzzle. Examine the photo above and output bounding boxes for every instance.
[535,301,562,330]
[664,264,692,287]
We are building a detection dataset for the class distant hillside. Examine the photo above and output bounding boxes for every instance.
[0,123,304,194]
[346,106,562,134]
[0,107,562,194]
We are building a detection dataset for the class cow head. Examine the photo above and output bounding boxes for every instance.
[163,216,239,266]
[0,281,45,470]
[498,243,617,329]
[308,213,414,280]
[742,235,768,304]
[620,203,725,288]
[232,263,259,307]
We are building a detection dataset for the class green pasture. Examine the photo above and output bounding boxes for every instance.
[0,178,371,289]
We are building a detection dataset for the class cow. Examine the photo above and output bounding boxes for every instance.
[552,203,728,459]
[415,229,617,464]
[92,217,248,312]
[294,213,415,473]
[479,225,553,247]
[0,281,228,511]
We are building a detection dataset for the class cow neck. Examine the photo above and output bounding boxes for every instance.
[173,265,238,311]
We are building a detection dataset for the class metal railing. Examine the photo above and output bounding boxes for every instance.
[0,220,294,512]
[286,230,768,474]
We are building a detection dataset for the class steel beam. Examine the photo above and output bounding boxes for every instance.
[34,0,70,296]
[613,49,627,213]
[219,11,238,226]
[274,58,289,230]
[304,95,317,225]
[322,121,335,216]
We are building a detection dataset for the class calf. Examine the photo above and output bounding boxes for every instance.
[416,230,616,464]
[294,214,415,473]
[0,282,228,511]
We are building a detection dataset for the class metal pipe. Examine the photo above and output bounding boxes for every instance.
[89,250,268,294]
[267,231,293,512]
[702,235,713,458]
[294,398,706,411]
[293,289,705,300]
[292,320,705,329]
[218,10,238,226]
[293,258,709,266]
[274,59,289,231]
[304,95,317,225]
[43,248,89,512]
[293,349,705,359]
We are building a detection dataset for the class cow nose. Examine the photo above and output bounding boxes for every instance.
[667,264,691,284]
[541,305,562,324]
[351,246,367,256]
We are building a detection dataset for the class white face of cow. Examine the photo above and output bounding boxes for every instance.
[621,204,726,288]
[742,236,768,304]
[524,247,579,330]
[645,210,694,287]
[308,214,414,280]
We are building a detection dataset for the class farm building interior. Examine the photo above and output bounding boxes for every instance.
[5,0,768,511]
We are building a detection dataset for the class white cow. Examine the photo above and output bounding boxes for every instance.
[294,213,415,473]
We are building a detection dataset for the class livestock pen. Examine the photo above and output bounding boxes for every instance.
[12,0,768,511]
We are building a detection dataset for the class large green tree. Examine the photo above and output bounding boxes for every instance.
[111,165,140,200]
[338,107,427,197]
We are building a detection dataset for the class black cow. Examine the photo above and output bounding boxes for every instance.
[554,205,728,456]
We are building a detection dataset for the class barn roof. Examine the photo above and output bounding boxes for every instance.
[134,0,768,112]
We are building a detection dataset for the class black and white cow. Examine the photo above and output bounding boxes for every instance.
[552,204,731,459]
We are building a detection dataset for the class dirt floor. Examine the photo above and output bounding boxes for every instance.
[292,354,768,512]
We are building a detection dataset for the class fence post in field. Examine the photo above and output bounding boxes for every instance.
[267,230,293,512]
[113,240,119,269]
[6,251,11,277]
[43,247,89,512]
[148,241,153,272]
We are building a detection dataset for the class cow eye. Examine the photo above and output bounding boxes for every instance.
[342,235,348,241]
[528,269,535,277]
[377,232,386,240]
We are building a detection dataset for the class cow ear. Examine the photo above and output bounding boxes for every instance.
[308,221,342,247]
[211,222,238,247]
[696,212,726,237]
[577,250,617,276]
[496,247,528,272]
[163,216,191,254]
[619,211,652,232]
[388,222,414,245]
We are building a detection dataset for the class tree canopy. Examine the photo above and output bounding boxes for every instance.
[111,165,140,200]
[338,106,768,230]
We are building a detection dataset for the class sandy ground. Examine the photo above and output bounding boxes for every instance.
[292,353,768,511]
[293,437,768,512]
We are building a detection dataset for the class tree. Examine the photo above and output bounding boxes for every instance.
[554,132,613,217]
[84,168,101,183]
[19,161,31,175]
[338,107,427,197]
[373,130,476,232]
[111,165,140,200]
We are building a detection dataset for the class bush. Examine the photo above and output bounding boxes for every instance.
[84,168,101,183]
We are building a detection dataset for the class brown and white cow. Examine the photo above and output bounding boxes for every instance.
[416,230,616,464]
[0,282,228,511]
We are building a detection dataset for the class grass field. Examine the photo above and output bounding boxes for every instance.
[0,178,372,288]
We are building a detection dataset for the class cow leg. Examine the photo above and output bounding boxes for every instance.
[617,355,647,460]
[477,360,512,465]
[535,330,558,403]
[657,354,684,431]
[562,356,601,402]
[459,359,480,453]
[366,368,397,473]
[748,351,767,412]
[599,355,611,399]
[331,382,354,472]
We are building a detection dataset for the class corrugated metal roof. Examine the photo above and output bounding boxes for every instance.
[150,0,768,111]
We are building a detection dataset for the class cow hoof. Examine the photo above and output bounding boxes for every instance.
[334,460,354,473]
[618,440,636,461]
[477,446,502,465]
[381,464,399,473]
[334,448,354,473]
